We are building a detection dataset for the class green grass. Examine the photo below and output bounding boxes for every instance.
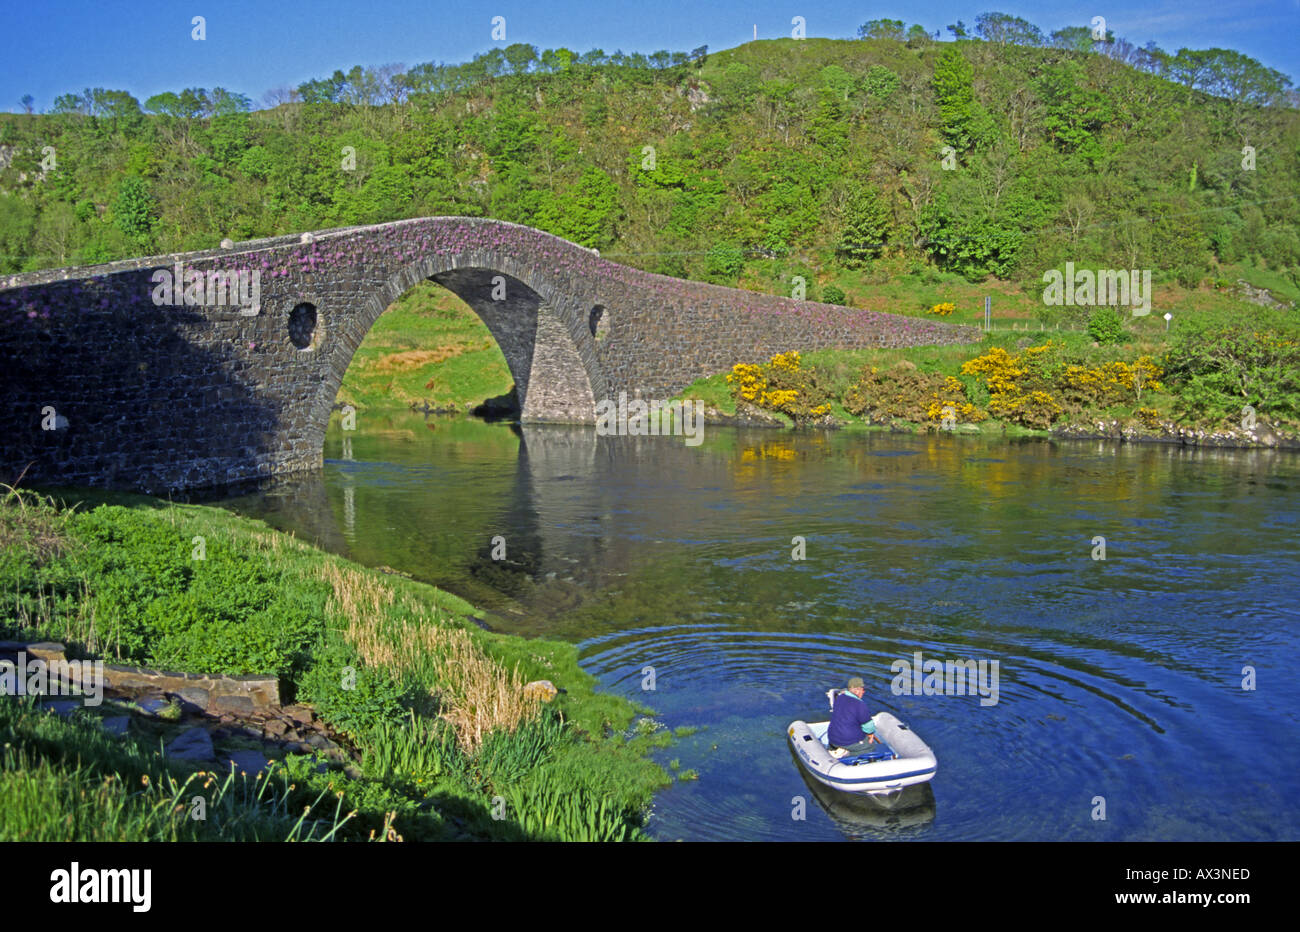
[0,698,357,842]
[1218,262,1300,304]
[336,281,514,413]
[1,486,669,842]
[504,773,648,842]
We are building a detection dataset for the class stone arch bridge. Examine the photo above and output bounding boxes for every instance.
[0,217,979,492]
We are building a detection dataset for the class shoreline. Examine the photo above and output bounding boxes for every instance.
[696,405,1300,451]
[1,486,672,842]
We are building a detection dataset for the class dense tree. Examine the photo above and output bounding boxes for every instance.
[705,241,745,282]
[1034,62,1114,163]
[1050,27,1096,53]
[820,65,855,101]
[112,176,157,247]
[0,194,36,273]
[906,25,934,47]
[932,46,993,152]
[837,185,892,267]
[860,66,900,104]
[858,19,906,41]
[1168,48,1292,105]
[975,12,1044,46]
[503,44,538,75]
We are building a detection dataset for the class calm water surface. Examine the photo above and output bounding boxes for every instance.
[222,413,1300,841]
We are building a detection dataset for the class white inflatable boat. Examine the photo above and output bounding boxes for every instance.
[788,693,937,795]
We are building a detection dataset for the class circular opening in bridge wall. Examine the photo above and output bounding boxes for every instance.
[288,302,318,350]
[589,305,610,341]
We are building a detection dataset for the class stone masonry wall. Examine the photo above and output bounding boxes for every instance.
[0,217,981,492]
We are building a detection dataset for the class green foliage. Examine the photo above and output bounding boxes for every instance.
[296,639,407,735]
[63,506,328,676]
[474,708,571,790]
[822,283,847,305]
[860,66,900,103]
[1165,47,1292,105]
[531,165,619,249]
[1051,26,1099,53]
[0,194,36,273]
[858,19,906,41]
[922,203,1024,281]
[712,62,760,111]
[1034,62,1114,163]
[0,699,355,842]
[1087,306,1126,344]
[360,711,469,787]
[0,33,1295,303]
[111,176,156,247]
[1164,315,1300,425]
[504,774,645,842]
[819,65,855,101]
[837,186,891,267]
[932,46,993,151]
[706,241,745,282]
[1,491,668,843]
[975,12,1045,46]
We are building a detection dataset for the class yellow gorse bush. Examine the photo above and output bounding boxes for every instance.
[845,364,986,426]
[960,344,1066,428]
[762,388,801,409]
[925,375,988,424]
[959,342,1167,429]
[988,389,1064,427]
[929,302,957,316]
[726,352,831,420]
[726,363,767,403]
[1061,357,1164,405]
[960,346,1026,395]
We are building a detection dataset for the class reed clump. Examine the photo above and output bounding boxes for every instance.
[317,563,541,753]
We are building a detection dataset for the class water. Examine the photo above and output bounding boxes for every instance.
[221,412,1300,841]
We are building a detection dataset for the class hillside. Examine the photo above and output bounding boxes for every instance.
[1,32,1297,299]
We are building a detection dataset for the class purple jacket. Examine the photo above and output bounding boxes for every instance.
[828,691,874,747]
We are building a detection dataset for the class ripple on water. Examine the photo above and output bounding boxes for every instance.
[229,422,1300,840]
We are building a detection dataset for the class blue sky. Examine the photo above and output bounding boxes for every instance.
[2,0,1297,111]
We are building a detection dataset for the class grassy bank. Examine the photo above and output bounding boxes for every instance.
[336,281,513,414]
[0,487,669,841]
[675,295,1300,441]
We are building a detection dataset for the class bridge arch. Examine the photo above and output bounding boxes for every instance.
[0,216,979,492]
[306,249,609,463]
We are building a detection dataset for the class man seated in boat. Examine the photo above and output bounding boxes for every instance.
[827,676,878,756]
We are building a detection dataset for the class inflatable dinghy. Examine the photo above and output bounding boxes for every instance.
[791,761,937,834]
[788,692,937,795]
